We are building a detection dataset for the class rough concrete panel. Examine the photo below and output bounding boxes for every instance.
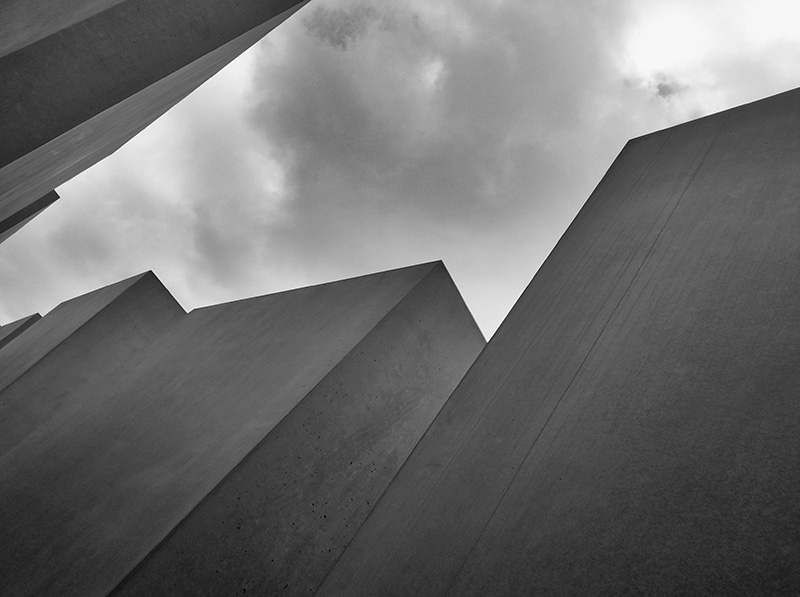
[0,271,186,457]
[0,272,145,393]
[0,262,437,597]
[0,313,41,350]
[0,0,307,241]
[318,88,800,595]
[111,262,485,597]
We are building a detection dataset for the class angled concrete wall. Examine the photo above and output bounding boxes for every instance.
[0,189,58,243]
[0,262,483,597]
[0,313,40,350]
[111,262,484,597]
[0,271,186,457]
[0,272,154,394]
[317,88,800,595]
[0,0,308,242]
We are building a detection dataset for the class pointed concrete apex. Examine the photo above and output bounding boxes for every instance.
[0,272,145,393]
[111,260,484,597]
[0,262,484,597]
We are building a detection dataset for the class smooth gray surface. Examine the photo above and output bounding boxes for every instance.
[0,272,146,394]
[0,0,307,242]
[111,262,485,597]
[0,0,128,57]
[0,313,41,350]
[0,262,470,597]
[317,87,800,596]
[0,190,58,245]
[0,271,185,458]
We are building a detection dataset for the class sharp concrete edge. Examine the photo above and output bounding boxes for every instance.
[0,272,149,394]
[315,86,800,596]
[0,0,309,242]
[0,313,41,351]
[0,261,441,597]
[109,261,485,597]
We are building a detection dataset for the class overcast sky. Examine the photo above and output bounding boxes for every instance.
[2,0,800,337]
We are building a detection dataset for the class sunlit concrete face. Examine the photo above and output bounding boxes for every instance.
[0,0,308,243]
[0,261,484,597]
[317,88,800,596]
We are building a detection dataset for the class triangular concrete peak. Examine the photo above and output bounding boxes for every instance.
[0,271,149,393]
[111,262,485,597]
[0,261,483,597]
[0,271,186,456]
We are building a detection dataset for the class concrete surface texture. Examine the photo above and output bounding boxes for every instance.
[0,0,308,243]
[0,313,41,350]
[0,261,484,597]
[0,271,186,458]
[316,88,800,596]
[0,271,153,394]
[111,262,485,597]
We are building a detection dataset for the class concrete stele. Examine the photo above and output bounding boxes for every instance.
[110,262,485,597]
[0,262,484,597]
[0,313,41,350]
[316,87,800,596]
[0,0,308,242]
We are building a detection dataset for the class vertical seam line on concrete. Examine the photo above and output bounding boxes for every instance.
[441,113,729,596]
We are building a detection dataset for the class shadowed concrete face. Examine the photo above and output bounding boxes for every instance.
[0,313,41,350]
[110,263,485,597]
[0,271,152,394]
[0,271,186,457]
[0,261,484,597]
[317,88,800,596]
[0,190,58,244]
[0,0,308,243]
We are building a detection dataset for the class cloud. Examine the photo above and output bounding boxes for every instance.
[303,4,382,50]
[655,77,688,100]
[3,0,800,337]
[241,0,632,297]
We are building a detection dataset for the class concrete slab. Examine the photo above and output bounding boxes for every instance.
[0,272,147,394]
[0,313,41,350]
[0,271,186,457]
[0,0,308,242]
[0,190,58,245]
[0,262,483,597]
[0,0,128,58]
[317,87,800,596]
[110,262,485,596]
